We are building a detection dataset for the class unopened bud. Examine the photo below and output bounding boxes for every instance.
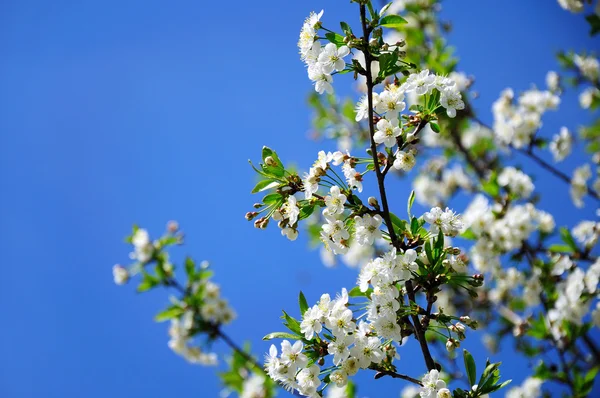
[254,217,266,229]
[460,316,478,330]
[163,262,174,275]
[259,218,270,229]
[253,203,262,209]
[112,264,129,285]
[396,39,406,47]
[450,322,466,340]
[272,210,283,221]
[368,197,379,209]
[167,220,179,233]
[265,156,277,167]
[318,357,325,366]
[446,338,460,352]
[454,322,466,334]
[245,211,258,221]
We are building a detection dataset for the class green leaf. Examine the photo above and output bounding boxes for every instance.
[484,379,512,394]
[340,21,352,35]
[560,227,578,252]
[349,286,373,297]
[261,146,285,177]
[298,291,309,316]
[410,216,421,236]
[407,190,415,218]
[137,275,159,292]
[463,349,477,387]
[251,179,280,194]
[185,256,195,278]
[434,229,444,257]
[548,244,574,254]
[299,203,315,220]
[460,229,477,240]
[429,122,441,133]
[481,171,499,198]
[325,32,345,47]
[424,240,434,266]
[262,192,282,206]
[586,14,600,36]
[389,212,408,234]
[281,310,302,335]
[379,14,407,29]
[263,332,302,341]
[155,306,184,322]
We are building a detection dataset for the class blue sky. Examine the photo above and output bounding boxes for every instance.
[0,1,598,397]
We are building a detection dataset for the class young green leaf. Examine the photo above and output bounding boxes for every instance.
[380,14,407,29]
[463,349,477,387]
[281,310,302,335]
[251,179,280,194]
[155,306,184,322]
[325,32,345,47]
[263,332,302,341]
[407,190,415,217]
[298,291,309,316]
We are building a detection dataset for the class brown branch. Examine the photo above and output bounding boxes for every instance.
[406,280,437,371]
[359,2,436,373]
[373,369,424,386]
[360,3,398,248]
[517,147,600,202]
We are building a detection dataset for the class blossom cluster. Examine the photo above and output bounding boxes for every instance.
[262,202,478,397]
[492,86,560,148]
[298,11,351,94]
[265,289,388,397]
[113,224,236,366]
[463,195,554,273]
[167,310,218,365]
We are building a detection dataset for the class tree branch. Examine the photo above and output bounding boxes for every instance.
[359,2,436,373]
[516,147,600,202]
[373,369,424,386]
[360,3,399,248]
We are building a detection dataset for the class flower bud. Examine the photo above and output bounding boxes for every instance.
[265,156,277,167]
[446,338,459,352]
[254,217,266,229]
[454,322,466,334]
[450,322,466,340]
[368,197,380,209]
[167,220,179,233]
[272,210,283,221]
[245,211,258,221]
[259,218,270,229]
[253,203,262,209]
[163,262,174,275]
[112,264,129,285]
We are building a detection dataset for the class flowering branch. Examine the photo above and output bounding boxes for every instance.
[359,3,399,248]
[517,147,600,202]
